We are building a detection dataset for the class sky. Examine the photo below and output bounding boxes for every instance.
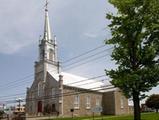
[0,0,158,105]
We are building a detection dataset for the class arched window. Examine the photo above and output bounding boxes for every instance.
[52,88,55,96]
[38,82,43,97]
[39,48,45,60]
[49,49,54,61]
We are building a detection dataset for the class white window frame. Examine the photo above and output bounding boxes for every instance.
[121,96,124,109]
[96,97,100,106]
[86,96,91,109]
[74,95,80,109]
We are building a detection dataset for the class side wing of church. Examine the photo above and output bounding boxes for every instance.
[26,2,129,117]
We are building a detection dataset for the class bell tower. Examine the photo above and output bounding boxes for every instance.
[35,0,60,82]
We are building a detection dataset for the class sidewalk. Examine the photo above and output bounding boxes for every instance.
[26,116,56,120]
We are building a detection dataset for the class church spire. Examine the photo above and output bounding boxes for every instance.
[43,0,52,41]
[36,0,60,76]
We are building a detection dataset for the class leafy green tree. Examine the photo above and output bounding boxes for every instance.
[106,0,159,120]
[146,94,159,113]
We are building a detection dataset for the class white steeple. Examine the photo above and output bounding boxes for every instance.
[43,0,52,41]
[36,0,60,74]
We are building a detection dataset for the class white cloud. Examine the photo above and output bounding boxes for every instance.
[0,40,25,54]
[0,0,42,54]
[0,0,111,55]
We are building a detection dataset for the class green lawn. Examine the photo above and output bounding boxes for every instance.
[46,113,159,120]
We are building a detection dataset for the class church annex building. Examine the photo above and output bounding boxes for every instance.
[26,2,129,117]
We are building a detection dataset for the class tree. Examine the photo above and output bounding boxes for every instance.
[146,94,159,113]
[0,110,4,119]
[106,0,159,120]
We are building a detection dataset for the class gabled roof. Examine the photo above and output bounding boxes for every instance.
[48,70,116,92]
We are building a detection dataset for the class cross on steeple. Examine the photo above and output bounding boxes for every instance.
[45,0,49,11]
[43,0,52,41]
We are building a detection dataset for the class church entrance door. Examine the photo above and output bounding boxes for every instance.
[38,101,42,113]
[52,104,56,112]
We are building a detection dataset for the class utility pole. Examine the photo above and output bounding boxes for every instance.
[16,98,23,111]
[2,104,5,111]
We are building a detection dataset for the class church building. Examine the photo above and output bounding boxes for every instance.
[26,2,129,117]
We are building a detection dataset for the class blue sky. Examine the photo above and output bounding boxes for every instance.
[0,0,158,104]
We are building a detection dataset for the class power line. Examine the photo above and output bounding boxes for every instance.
[0,51,109,90]
[1,79,112,102]
[63,53,109,71]
[28,76,108,94]
[74,79,106,87]
[62,45,106,63]
[3,54,108,90]
[0,93,26,99]
[0,74,33,88]
[62,47,112,67]
[66,75,106,85]
[0,68,102,92]
[0,75,105,98]
[0,45,113,99]
[0,46,110,90]
[0,80,32,93]
[4,84,115,104]
[0,55,106,89]
[0,45,109,89]
[27,85,114,102]
[0,78,33,90]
